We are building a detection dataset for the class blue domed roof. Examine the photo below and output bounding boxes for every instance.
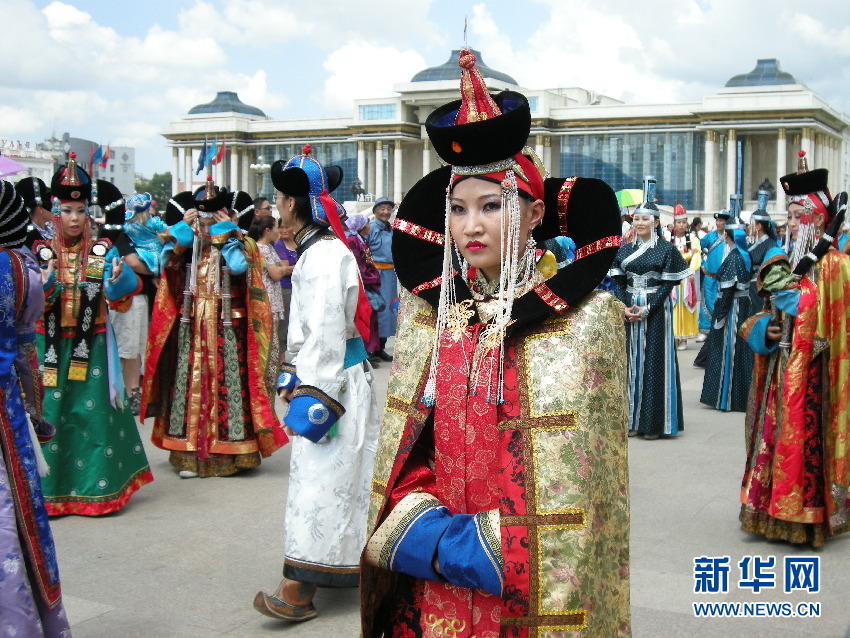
[411,49,517,85]
[725,59,798,88]
[188,91,266,116]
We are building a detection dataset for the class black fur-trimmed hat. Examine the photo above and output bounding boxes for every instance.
[393,167,622,334]
[230,190,255,231]
[15,176,50,214]
[96,180,127,242]
[426,90,531,168]
[270,145,346,228]
[194,176,231,215]
[164,191,197,226]
[0,180,28,249]
[51,152,92,203]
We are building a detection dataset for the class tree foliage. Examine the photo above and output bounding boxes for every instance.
[135,172,172,207]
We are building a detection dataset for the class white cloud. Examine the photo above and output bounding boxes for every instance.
[0,105,43,135]
[4,0,850,179]
[320,41,426,112]
[464,0,850,110]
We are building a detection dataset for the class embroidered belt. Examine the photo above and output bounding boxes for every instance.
[702,269,717,279]
[627,285,661,294]
[374,262,394,270]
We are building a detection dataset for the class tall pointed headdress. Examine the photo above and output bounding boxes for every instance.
[781,150,832,267]
[396,48,622,404]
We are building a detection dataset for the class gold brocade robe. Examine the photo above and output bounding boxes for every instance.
[361,289,631,637]
[142,236,285,476]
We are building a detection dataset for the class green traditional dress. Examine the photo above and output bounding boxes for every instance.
[37,236,153,516]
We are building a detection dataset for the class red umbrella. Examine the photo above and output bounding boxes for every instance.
[0,152,27,178]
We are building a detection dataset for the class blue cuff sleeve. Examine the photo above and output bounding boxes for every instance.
[170,221,195,249]
[221,237,247,275]
[285,385,345,443]
[104,258,141,301]
[745,314,779,355]
[437,511,503,596]
[388,503,452,582]
[772,289,800,317]
[210,220,240,236]
[277,364,300,392]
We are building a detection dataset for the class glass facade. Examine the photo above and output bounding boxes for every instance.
[256,142,358,201]
[359,104,397,120]
[559,132,705,209]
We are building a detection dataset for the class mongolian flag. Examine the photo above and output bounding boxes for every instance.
[100,145,111,168]
[211,140,226,166]
[196,139,208,175]
[92,145,103,167]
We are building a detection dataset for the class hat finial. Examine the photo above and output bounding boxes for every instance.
[302,144,312,156]
[62,152,81,187]
[797,150,808,174]
[455,48,501,125]
[205,174,215,199]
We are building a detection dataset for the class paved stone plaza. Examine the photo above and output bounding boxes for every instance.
[51,340,850,637]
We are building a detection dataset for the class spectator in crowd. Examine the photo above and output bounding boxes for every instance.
[16,176,53,251]
[366,197,397,361]
[248,215,287,383]
[345,213,382,364]
[254,197,273,218]
[273,224,298,358]
[106,192,165,414]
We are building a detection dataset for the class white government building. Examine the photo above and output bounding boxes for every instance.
[163,53,850,216]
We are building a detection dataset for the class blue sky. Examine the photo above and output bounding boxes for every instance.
[4,0,849,178]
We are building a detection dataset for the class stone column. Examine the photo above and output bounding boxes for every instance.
[814,133,824,168]
[543,136,552,175]
[357,141,366,189]
[230,147,238,191]
[367,143,376,197]
[375,141,384,198]
[776,128,786,202]
[726,129,737,201]
[184,147,194,192]
[743,135,753,202]
[801,127,813,160]
[535,135,544,166]
[704,131,717,212]
[422,140,431,177]
[241,148,251,193]
[393,140,403,203]
[172,147,179,194]
[662,133,672,192]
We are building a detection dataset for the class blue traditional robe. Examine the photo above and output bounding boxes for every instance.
[700,243,753,412]
[747,235,774,313]
[367,219,398,339]
[700,230,728,331]
[610,237,690,436]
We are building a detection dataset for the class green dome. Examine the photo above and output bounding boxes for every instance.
[725,59,798,88]
[188,91,266,116]
[411,49,517,85]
